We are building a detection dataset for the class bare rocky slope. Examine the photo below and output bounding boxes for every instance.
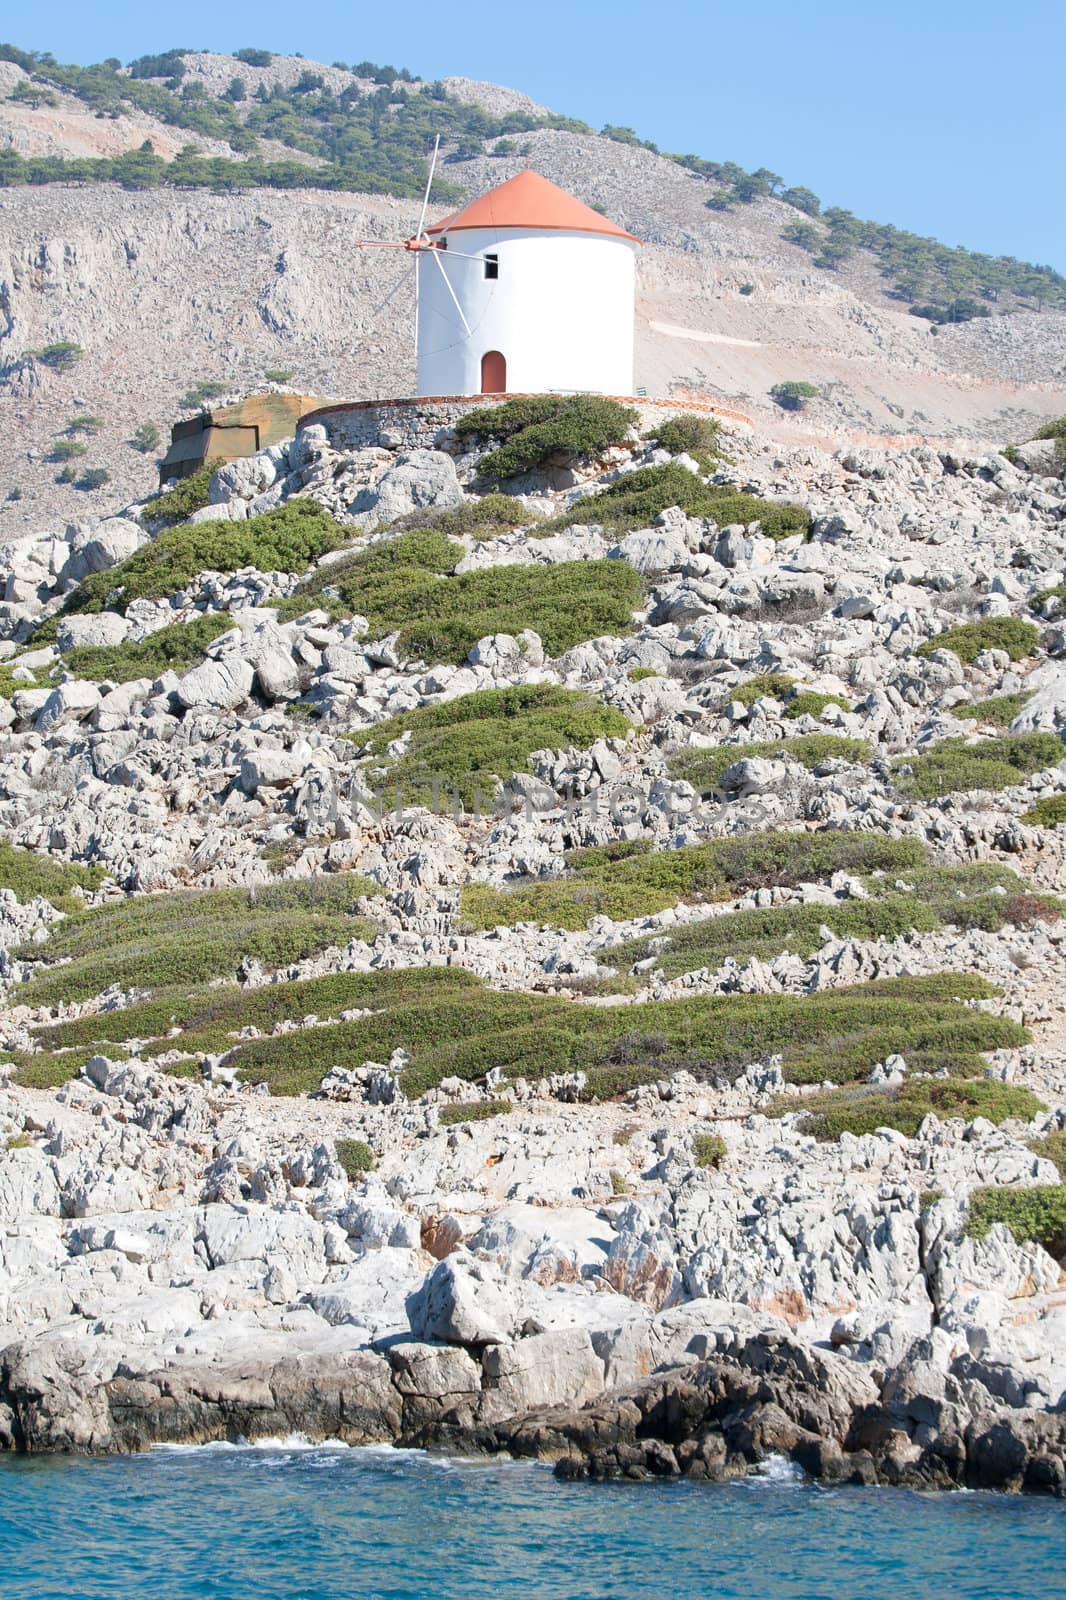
[0,389,1064,1487]
[0,51,1064,535]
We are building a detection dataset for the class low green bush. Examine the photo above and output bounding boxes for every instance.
[46,500,346,624]
[462,830,929,932]
[669,734,870,794]
[612,894,942,976]
[476,397,638,481]
[278,529,461,622]
[15,878,378,1007]
[351,684,631,808]
[438,1099,511,1126]
[453,397,567,441]
[1029,1131,1066,1179]
[30,965,475,1062]
[1032,585,1066,614]
[0,842,106,912]
[1033,416,1066,442]
[965,1185,1066,1258]
[62,613,233,683]
[628,666,660,682]
[782,1078,1044,1140]
[428,494,537,538]
[335,1139,375,1178]
[1021,794,1066,828]
[916,618,1041,665]
[893,733,1063,799]
[693,1132,726,1168]
[279,530,641,662]
[644,413,722,468]
[540,462,811,541]
[727,672,796,706]
[954,693,1030,726]
[785,690,848,720]
[233,972,1018,1098]
[143,462,220,527]
[771,381,820,411]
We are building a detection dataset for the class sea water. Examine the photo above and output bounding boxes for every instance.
[2,1439,1064,1600]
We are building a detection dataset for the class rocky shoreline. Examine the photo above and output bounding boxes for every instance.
[5,1322,1065,1496]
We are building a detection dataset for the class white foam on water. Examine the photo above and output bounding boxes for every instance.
[152,1434,354,1455]
[749,1454,805,1485]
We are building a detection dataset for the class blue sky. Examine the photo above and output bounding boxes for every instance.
[9,0,1065,269]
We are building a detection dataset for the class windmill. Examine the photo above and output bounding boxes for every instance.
[353,136,485,348]
[352,144,641,398]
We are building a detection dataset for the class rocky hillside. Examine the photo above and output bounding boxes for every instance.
[0,49,1065,534]
[0,397,1065,1483]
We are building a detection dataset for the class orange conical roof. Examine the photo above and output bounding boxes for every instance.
[426,169,641,243]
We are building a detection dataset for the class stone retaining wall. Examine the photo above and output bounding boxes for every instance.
[298,394,753,453]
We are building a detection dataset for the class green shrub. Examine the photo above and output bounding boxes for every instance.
[728,672,795,706]
[722,675,846,720]
[693,1132,726,1168]
[783,1078,1044,1140]
[770,380,820,410]
[965,1185,1066,1258]
[279,530,640,662]
[49,440,87,463]
[1032,585,1066,614]
[1021,794,1066,828]
[916,618,1041,665]
[786,690,848,720]
[669,734,870,794]
[1033,417,1066,442]
[50,500,345,621]
[645,413,722,466]
[179,380,228,410]
[628,666,660,682]
[77,468,111,492]
[462,829,929,931]
[893,733,1063,799]
[438,1099,511,1126]
[954,693,1030,726]
[143,462,221,527]
[0,841,106,912]
[612,894,942,977]
[263,368,294,383]
[34,341,83,372]
[279,528,462,621]
[475,397,638,481]
[428,494,536,538]
[64,969,1014,1101]
[609,1169,631,1195]
[64,414,102,436]
[394,560,641,664]
[335,1139,375,1178]
[352,684,630,808]
[31,965,476,1062]
[1029,1132,1066,1179]
[132,422,161,454]
[453,397,565,441]
[62,614,233,683]
[541,462,811,541]
[15,878,378,1007]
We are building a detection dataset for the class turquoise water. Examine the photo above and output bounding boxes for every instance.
[2,1440,1064,1600]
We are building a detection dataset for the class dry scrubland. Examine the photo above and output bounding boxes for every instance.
[0,387,1064,1486]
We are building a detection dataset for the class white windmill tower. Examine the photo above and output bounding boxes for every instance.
[354,141,641,399]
